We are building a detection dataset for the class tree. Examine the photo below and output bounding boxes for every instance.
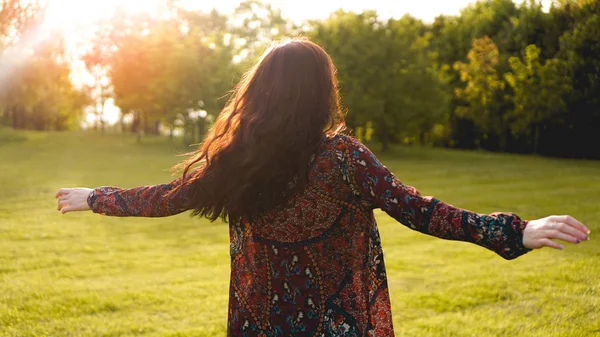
[81,60,113,132]
[310,11,448,150]
[504,44,571,153]
[310,11,390,146]
[0,39,89,130]
[430,0,521,149]
[454,36,506,148]
[86,6,235,143]
[386,16,450,146]
[555,0,600,158]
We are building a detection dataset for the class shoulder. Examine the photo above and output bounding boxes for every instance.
[324,133,363,152]
[325,133,376,161]
[321,133,380,174]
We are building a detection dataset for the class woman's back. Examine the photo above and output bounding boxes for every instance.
[229,134,392,336]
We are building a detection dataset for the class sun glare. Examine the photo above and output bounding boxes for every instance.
[42,0,164,33]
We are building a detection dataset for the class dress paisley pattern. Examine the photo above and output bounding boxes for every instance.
[88,134,531,336]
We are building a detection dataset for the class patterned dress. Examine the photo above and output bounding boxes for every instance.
[88,134,531,336]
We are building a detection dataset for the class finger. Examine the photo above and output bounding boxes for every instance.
[543,230,580,244]
[55,188,70,198]
[540,238,564,250]
[61,205,73,214]
[553,215,590,234]
[57,200,69,210]
[554,222,589,241]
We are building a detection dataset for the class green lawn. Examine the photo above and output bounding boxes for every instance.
[0,128,598,337]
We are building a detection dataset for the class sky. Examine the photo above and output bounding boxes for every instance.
[193,0,553,23]
[195,0,478,23]
[204,0,554,22]
[44,0,556,33]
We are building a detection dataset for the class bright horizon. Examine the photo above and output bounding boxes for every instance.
[44,0,556,32]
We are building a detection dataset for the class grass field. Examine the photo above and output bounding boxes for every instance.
[0,128,599,337]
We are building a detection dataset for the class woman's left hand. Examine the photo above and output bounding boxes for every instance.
[523,215,591,250]
[55,188,93,214]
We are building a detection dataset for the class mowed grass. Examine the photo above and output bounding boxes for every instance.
[0,128,598,337]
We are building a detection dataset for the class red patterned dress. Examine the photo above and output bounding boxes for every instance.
[88,134,531,336]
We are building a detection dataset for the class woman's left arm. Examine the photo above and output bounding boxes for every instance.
[56,175,192,217]
[342,135,590,260]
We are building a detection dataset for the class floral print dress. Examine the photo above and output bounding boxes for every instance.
[88,134,531,337]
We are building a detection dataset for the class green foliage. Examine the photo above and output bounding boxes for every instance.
[431,0,600,156]
[1,132,598,336]
[504,44,571,152]
[310,11,448,149]
[229,0,294,60]
[86,0,292,144]
[552,0,600,157]
[85,8,235,142]
[0,40,89,130]
[431,0,520,68]
[454,36,506,145]
[0,1,89,131]
[355,121,374,143]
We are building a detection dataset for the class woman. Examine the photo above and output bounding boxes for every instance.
[56,39,590,337]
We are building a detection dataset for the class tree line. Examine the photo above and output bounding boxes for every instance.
[1,0,599,158]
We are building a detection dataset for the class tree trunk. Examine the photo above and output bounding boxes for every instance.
[533,124,540,154]
[378,126,392,152]
[12,106,18,129]
[33,114,45,130]
[499,128,508,152]
[95,111,102,132]
[1,107,8,126]
[154,120,160,135]
[197,119,205,143]
[131,111,139,134]
[17,105,27,129]
[381,137,390,152]
[132,111,143,143]
[183,118,193,146]
[418,130,426,145]
[120,114,126,133]
[143,114,152,135]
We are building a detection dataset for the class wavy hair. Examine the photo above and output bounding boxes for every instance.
[172,38,346,222]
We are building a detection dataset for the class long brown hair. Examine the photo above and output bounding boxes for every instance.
[173,38,346,222]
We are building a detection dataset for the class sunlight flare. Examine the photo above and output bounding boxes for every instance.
[42,0,162,32]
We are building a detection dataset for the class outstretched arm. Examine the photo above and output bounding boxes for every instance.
[339,135,590,259]
[56,175,192,217]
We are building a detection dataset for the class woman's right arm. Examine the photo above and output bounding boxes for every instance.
[56,175,193,217]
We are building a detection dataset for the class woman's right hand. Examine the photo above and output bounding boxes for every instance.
[55,188,93,214]
[523,215,590,250]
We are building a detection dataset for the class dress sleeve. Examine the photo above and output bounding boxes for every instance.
[86,175,192,217]
[338,135,531,260]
